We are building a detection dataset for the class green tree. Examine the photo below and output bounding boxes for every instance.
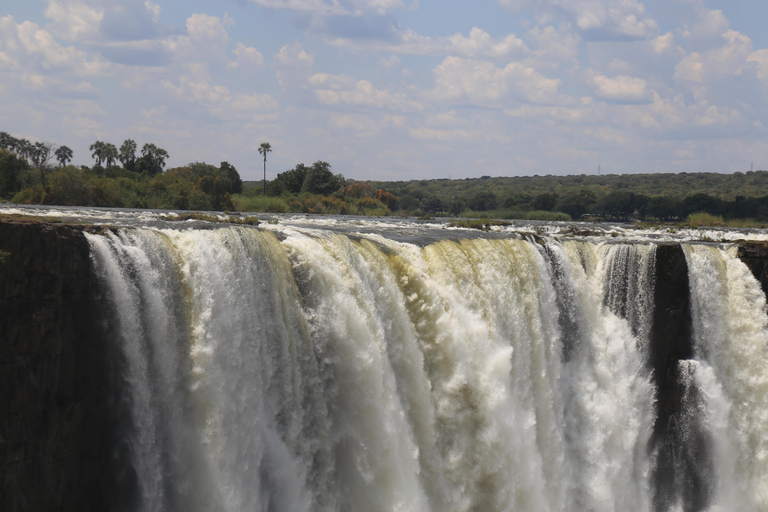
[55,145,73,167]
[16,139,33,162]
[0,149,29,198]
[258,142,271,194]
[119,139,137,169]
[0,132,17,151]
[90,141,106,167]
[103,142,118,167]
[273,163,309,195]
[31,141,54,187]
[302,161,345,195]
[532,192,558,211]
[220,161,242,194]
[137,143,169,176]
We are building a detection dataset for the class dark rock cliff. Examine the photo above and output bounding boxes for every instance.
[738,241,768,298]
[0,219,117,512]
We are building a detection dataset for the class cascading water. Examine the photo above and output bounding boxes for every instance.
[682,244,768,511]
[83,224,768,512]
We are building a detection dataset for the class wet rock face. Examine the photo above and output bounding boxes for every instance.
[0,219,116,512]
[643,243,720,512]
[738,241,768,299]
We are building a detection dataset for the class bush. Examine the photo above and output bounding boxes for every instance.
[232,194,289,213]
[686,212,724,227]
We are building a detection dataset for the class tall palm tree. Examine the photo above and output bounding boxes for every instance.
[258,142,271,194]
[119,139,137,168]
[55,145,73,166]
[90,141,105,167]
[103,143,118,167]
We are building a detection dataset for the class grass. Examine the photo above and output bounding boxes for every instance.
[162,212,260,225]
[232,194,289,213]
[684,212,768,229]
[458,208,571,221]
[448,219,512,231]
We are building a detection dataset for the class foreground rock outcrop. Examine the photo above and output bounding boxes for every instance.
[0,219,118,512]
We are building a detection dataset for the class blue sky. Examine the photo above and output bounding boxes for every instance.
[2,0,768,181]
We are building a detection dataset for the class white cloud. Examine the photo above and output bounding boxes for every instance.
[747,50,768,81]
[448,27,528,59]
[327,27,529,61]
[679,8,730,49]
[161,75,278,119]
[675,30,753,82]
[328,113,406,137]
[619,93,742,132]
[526,25,580,67]
[275,42,315,93]
[652,32,675,54]
[592,74,652,103]
[43,0,103,42]
[249,0,409,15]
[229,42,265,68]
[379,54,400,67]
[0,15,106,76]
[429,56,562,106]
[408,127,477,142]
[499,0,658,41]
[504,101,599,125]
[312,74,423,111]
[43,0,168,45]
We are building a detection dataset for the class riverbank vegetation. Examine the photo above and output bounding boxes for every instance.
[4,131,768,226]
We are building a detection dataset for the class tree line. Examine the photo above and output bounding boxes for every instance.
[0,131,246,211]
[6,129,768,223]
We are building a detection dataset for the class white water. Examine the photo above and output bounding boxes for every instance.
[683,244,768,511]
[83,224,768,511]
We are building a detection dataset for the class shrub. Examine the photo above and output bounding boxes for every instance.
[686,212,724,227]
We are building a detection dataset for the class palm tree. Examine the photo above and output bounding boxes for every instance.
[140,143,169,176]
[103,143,118,167]
[55,145,73,166]
[258,142,271,194]
[119,139,137,168]
[90,141,106,167]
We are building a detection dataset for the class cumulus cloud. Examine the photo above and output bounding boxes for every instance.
[527,25,580,66]
[498,0,658,41]
[448,28,528,59]
[328,113,406,137]
[679,8,730,50]
[592,74,652,104]
[311,73,423,111]
[249,0,410,15]
[652,32,675,54]
[747,49,768,81]
[675,30,754,82]
[44,0,170,44]
[275,42,315,93]
[229,43,265,68]
[0,15,106,76]
[161,75,278,119]
[327,27,529,60]
[428,56,562,106]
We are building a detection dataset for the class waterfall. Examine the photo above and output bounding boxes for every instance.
[84,225,768,512]
[683,244,768,511]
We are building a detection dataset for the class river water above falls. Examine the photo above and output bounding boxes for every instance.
[7,206,768,512]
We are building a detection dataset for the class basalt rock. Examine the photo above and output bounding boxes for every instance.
[0,219,118,512]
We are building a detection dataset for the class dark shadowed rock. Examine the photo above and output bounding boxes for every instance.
[0,219,121,512]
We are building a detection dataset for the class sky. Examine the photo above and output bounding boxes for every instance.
[2,0,768,181]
